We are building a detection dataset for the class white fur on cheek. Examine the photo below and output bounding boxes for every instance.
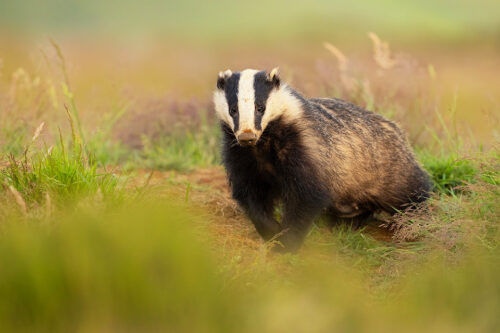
[213,90,234,129]
[237,69,258,134]
[261,85,303,130]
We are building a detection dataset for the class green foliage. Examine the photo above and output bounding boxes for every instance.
[85,106,130,166]
[0,127,120,209]
[0,202,236,332]
[0,120,498,332]
[136,125,220,171]
[420,151,477,195]
[390,249,500,332]
[0,193,497,332]
[324,225,399,268]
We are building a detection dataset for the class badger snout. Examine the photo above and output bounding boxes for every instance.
[237,132,257,147]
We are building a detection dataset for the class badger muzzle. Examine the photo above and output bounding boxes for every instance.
[237,132,257,147]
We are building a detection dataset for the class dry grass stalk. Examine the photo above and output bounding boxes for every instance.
[323,42,348,72]
[368,32,396,70]
[31,122,45,142]
[24,121,45,156]
[8,185,27,214]
[45,192,52,218]
[323,42,355,91]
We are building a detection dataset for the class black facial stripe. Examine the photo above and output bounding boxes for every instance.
[224,72,241,132]
[253,71,275,130]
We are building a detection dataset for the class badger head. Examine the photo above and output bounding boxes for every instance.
[213,68,298,147]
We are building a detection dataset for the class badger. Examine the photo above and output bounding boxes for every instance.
[213,68,432,252]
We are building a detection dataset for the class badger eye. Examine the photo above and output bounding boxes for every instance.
[229,106,238,116]
[256,105,265,115]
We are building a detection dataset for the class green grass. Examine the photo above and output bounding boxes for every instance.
[0,202,237,332]
[0,193,497,332]
[419,150,499,195]
[419,151,477,194]
[0,123,121,212]
[134,125,220,171]
[0,110,498,332]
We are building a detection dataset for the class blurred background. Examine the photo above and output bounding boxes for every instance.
[0,0,498,149]
[0,2,499,331]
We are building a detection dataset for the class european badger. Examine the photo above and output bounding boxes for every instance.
[214,68,432,252]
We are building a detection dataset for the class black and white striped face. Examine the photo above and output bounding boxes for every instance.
[213,68,281,147]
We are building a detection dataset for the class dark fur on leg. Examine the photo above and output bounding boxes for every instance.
[222,119,330,251]
[272,198,326,253]
[232,179,281,240]
[267,134,331,252]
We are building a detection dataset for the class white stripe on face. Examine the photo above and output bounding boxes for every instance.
[237,69,258,135]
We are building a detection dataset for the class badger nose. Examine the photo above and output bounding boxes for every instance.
[237,132,257,146]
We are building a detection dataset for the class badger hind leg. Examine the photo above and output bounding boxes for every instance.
[326,204,373,229]
[334,211,373,229]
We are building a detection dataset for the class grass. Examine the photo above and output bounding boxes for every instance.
[0,202,235,332]
[0,115,121,215]
[0,37,498,331]
[136,124,220,171]
[420,151,477,194]
[0,187,497,332]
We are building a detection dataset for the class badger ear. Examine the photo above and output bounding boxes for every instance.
[266,67,280,87]
[217,69,232,90]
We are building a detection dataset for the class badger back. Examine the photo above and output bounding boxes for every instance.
[305,97,432,210]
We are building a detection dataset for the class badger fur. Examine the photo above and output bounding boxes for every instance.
[213,68,432,252]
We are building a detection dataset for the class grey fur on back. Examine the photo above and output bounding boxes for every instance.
[296,93,431,214]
